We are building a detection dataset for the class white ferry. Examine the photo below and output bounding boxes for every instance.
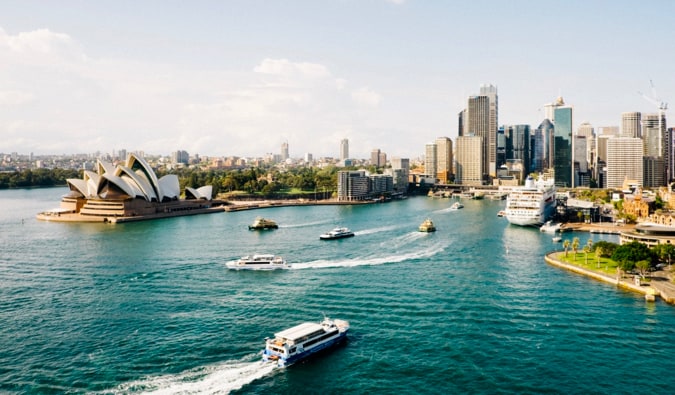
[504,175,556,227]
[319,227,355,240]
[225,254,289,270]
[262,317,350,367]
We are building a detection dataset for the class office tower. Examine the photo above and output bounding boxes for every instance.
[577,122,594,139]
[553,104,573,187]
[606,138,643,189]
[379,151,387,167]
[532,119,555,173]
[496,127,506,169]
[458,110,465,136]
[304,153,313,163]
[455,135,483,186]
[337,170,369,201]
[597,126,620,136]
[644,157,665,188]
[666,128,675,183]
[642,113,666,157]
[574,136,589,187]
[505,125,531,176]
[340,138,349,160]
[281,142,289,161]
[576,122,594,175]
[435,137,453,184]
[172,150,189,164]
[371,148,382,167]
[480,84,498,177]
[390,157,410,192]
[543,96,565,121]
[621,112,641,138]
[425,143,437,179]
[118,149,127,162]
[466,95,489,181]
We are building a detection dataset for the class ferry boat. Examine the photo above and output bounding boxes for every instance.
[319,227,355,240]
[225,254,289,270]
[504,175,556,227]
[248,217,278,230]
[418,218,436,232]
[450,201,464,210]
[262,317,350,367]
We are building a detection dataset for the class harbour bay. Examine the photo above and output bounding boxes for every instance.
[1,188,675,394]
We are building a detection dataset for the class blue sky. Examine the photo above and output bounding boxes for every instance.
[1,0,673,159]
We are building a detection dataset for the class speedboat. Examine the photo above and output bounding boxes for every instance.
[418,218,436,232]
[319,227,354,240]
[450,202,464,210]
[540,220,562,233]
[226,254,289,270]
[248,217,278,230]
[552,236,562,243]
[262,317,350,367]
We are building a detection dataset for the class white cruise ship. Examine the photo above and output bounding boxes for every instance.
[504,175,556,227]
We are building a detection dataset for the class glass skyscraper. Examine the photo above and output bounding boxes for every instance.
[553,106,573,187]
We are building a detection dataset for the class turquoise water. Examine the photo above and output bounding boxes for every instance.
[2,188,675,394]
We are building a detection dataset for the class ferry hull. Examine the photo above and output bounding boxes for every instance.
[262,331,348,367]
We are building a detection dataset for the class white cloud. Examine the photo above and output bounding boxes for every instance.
[0,90,34,105]
[351,87,381,107]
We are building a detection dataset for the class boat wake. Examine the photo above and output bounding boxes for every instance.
[354,224,400,236]
[281,219,332,228]
[290,244,445,270]
[385,231,427,247]
[101,357,277,395]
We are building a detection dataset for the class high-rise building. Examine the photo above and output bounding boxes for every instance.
[606,138,643,189]
[455,135,483,186]
[424,143,437,179]
[543,96,565,122]
[337,170,369,201]
[621,112,641,138]
[172,150,189,164]
[390,157,410,192]
[340,138,349,160]
[553,104,574,187]
[597,126,620,136]
[574,135,589,187]
[666,128,675,183]
[532,119,555,173]
[281,142,289,161]
[505,125,530,176]
[644,156,665,188]
[642,113,666,157]
[435,137,453,184]
[463,84,498,179]
[371,148,382,167]
[304,153,313,163]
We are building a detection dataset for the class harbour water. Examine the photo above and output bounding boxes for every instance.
[2,188,675,394]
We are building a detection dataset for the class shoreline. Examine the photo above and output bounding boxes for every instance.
[545,251,675,304]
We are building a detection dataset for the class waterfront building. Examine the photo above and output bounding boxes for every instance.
[435,137,453,184]
[606,137,643,189]
[425,142,437,180]
[369,174,394,196]
[553,104,574,187]
[621,112,641,138]
[619,222,675,247]
[455,135,483,186]
[337,170,369,201]
[340,138,349,161]
[390,157,410,193]
[39,153,214,222]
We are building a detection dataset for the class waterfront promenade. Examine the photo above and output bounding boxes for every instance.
[545,251,675,304]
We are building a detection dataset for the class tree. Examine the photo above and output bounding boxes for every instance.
[611,241,653,274]
[593,241,618,258]
[572,237,580,259]
[583,245,591,265]
[595,246,604,268]
[563,239,571,257]
[636,260,651,278]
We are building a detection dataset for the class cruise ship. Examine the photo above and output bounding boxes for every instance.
[504,175,556,227]
[262,317,350,367]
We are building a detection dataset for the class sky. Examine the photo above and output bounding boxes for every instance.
[1,0,674,160]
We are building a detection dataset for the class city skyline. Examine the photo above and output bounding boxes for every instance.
[1,1,673,159]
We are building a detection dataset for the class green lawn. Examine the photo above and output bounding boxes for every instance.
[557,251,620,276]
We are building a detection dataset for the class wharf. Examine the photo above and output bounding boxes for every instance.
[561,222,635,234]
[223,199,376,212]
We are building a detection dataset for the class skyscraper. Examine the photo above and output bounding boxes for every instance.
[340,138,349,161]
[480,84,498,177]
[466,95,489,182]
[606,138,643,189]
[371,148,382,167]
[455,135,483,186]
[621,112,641,138]
[424,143,437,179]
[505,125,531,176]
[553,104,573,187]
[532,119,554,173]
[281,142,289,161]
[435,137,453,184]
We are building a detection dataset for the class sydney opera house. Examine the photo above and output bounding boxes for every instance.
[37,153,223,223]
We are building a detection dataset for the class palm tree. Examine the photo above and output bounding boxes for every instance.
[583,245,591,265]
[572,237,580,260]
[563,239,571,257]
[595,246,604,269]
